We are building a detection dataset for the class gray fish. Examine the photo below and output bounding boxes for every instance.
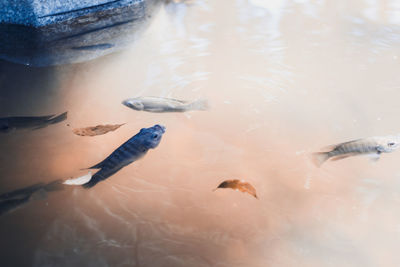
[312,135,400,166]
[122,96,208,113]
[0,112,67,133]
[82,124,166,188]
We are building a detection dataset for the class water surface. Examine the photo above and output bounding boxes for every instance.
[2,0,400,266]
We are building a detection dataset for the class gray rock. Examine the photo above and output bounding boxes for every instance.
[0,0,162,66]
[0,0,144,27]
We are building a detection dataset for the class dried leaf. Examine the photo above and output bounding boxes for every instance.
[214,179,258,199]
[73,124,124,137]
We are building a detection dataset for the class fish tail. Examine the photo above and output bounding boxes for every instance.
[311,152,330,167]
[48,112,68,124]
[81,170,104,189]
[63,172,92,186]
[82,179,98,189]
[82,171,101,189]
[84,160,105,170]
[187,99,209,111]
[82,166,124,189]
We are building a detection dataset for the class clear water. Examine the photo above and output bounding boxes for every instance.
[2,0,400,266]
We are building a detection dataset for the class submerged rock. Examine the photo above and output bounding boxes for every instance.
[0,0,144,27]
[0,0,162,66]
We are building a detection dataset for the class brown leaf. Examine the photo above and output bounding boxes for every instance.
[72,124,125,137]
[214,179,258,199]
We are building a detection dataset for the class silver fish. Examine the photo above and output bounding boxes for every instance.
[122,96,208,113]
[312,135,400,166]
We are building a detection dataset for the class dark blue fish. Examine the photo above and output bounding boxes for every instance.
[83,124,166,188]
[0,112,67,133]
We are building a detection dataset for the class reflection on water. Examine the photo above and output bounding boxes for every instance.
[2,0,400,266]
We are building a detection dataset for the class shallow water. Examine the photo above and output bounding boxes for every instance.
[2,0,400,266]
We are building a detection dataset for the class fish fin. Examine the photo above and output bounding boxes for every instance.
[174,99,188,104]
[367,153,381,162]
[48,112,68,124]
[63,172,92,186]
[82,178,99,189]
[82,166,124,189]
[32,114,66,129]
[187,99,209,111]
[376,146,385,153]
[82,159,107,170]
[82,179,97,189]
[84,161,104,170]
[35,115,56,121]
[311,152,330,167]
[329,154,358,161]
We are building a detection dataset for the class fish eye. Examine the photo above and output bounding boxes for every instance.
[153,134,158,139]
[388,142,396,146]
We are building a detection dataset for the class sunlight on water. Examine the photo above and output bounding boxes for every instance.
[2,0,400,266]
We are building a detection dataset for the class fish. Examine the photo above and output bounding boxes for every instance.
[0,112,67,133]
[72,123,125,137]
[82,124,166,188]
[0,179,64,216]
[122,96,208,113]
[214,179,258,199]
[312,135,400,166]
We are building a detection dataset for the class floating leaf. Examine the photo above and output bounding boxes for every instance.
[72,124,124,137]
[214,179,258,199]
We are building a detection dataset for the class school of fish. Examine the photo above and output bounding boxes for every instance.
[1,92,400,216]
